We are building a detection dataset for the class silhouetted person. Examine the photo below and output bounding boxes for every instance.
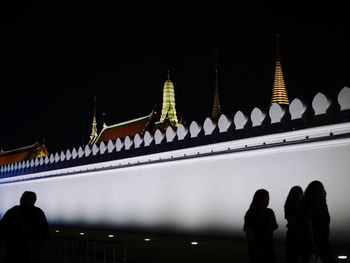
[244,189,278,263]
[0,191,50,263]
[0,212,5,261]
[284,186,307,263]
[302,181,334,263]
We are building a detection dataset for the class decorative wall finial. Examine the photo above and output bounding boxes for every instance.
[102,112,107,128]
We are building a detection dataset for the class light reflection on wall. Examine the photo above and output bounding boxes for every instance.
[0,138,350,242]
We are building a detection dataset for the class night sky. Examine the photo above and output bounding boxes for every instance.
[1,5,350,153]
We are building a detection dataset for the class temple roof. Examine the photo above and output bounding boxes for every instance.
[0,143,48,166]
[95,114,152,143]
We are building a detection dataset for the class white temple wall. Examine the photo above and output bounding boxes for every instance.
[1,124,350,243]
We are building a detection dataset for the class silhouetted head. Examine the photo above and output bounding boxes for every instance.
[249,189,269,210]
[285,186,303,207]
[304,180,326,203]
[20,191,37,207]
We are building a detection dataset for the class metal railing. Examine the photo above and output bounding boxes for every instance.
[49,236,126,263]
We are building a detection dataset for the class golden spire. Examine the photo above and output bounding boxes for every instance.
[159,70,179,127]
[88,96,98,145]
[270,34,290,106]
[211,52,222,120]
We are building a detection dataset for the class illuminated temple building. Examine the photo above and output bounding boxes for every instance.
[0,142,48,166]
[1,41,290,156]
[89,64,226,145]
[158,71,180,127]
[270,34,290,106]
[89,71,181,145]
[89,43,289,145]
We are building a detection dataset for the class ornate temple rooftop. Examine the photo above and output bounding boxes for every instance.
[0,142,48,166]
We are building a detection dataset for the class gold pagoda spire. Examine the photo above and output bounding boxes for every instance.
[270,34,290,106]
[88,96,98,145]
[211,52,222,120]
[159,70,179,127]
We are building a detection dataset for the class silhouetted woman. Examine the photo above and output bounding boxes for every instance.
[302,181,334,263]
[244,189,278,263]
[284,186,306,263]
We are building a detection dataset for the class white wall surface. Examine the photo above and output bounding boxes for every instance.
[1,128,350,243]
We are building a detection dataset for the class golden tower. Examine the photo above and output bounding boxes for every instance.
[159,71,179,127]
[211,52,222,120]
[88,96,98,145]
[270,34,290,106]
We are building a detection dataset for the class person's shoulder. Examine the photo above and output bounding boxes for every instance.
[33,206,48,218]
[244,209,256,221]
[6,205,20,213]
[244,209,252,217]
[33,206,45,213]
[266,208,276,215]
[2,205,20,218]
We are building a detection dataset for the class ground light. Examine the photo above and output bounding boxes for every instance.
[144,238,151,242]
[108,234,114,238]
[191,241,198,245]
[338,255,347,260]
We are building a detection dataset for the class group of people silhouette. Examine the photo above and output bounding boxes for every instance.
[0,181,334,263]
[244,180,333,263]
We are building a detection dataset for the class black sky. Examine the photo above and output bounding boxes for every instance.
[1,4,350,153]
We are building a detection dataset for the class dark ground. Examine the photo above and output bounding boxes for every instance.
[47,227,349,263]
[1,226,348,262]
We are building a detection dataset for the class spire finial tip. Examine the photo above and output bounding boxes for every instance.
[167,70,170,80]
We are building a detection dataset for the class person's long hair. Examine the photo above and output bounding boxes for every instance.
[304,180,326,204]
[249,189,269,211]
[284,186,303,219]
[285,186,303,207]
